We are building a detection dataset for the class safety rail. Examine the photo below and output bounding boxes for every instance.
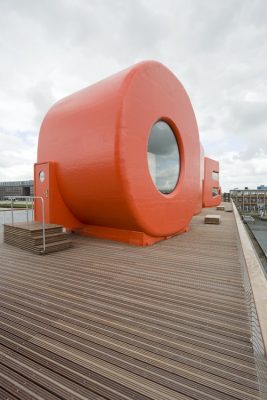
[2,196,46,253]
[233,202,267,399]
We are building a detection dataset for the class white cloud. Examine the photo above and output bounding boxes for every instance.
[0,0,266,191]
[0,129,37,180]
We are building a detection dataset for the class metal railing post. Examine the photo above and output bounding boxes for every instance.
[11,199,14,225]
[40,197,46,253]
[26,198,29,224]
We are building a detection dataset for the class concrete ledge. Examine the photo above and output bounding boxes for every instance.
[233,202,267,355]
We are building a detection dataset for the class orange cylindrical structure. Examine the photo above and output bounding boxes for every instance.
[202,157,221,207]
[37,61,200,242]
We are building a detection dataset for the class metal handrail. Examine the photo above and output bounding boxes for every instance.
[3,196,46,253]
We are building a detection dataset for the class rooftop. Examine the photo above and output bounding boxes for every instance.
[0,207,266,400]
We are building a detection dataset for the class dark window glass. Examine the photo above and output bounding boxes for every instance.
[212,188,219,197]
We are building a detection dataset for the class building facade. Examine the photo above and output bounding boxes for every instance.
[222,192,231,202]
[230,189,267,213]
[0,180,34,198]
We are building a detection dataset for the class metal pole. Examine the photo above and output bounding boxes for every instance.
[26,198,29,224]
[41,197,46,253]
[11,199,14,225]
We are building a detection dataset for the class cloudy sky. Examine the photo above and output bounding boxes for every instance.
[0,0,266,191]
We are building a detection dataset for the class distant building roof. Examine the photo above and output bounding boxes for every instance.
[0,180,33,187]
[230,188,267,193]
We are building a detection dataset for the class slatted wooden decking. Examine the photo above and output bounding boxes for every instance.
[0,208,261,399]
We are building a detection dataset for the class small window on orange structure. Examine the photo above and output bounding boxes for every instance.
[212,187,219,197]
[39,171,45,183]
[147,121,180,195]
[212,171,219,181]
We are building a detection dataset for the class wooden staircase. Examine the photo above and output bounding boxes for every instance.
[3,222,72,254]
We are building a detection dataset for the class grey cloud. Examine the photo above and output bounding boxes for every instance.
[0,0,266,191]
[27,79,56,128]
[230,100,267,129]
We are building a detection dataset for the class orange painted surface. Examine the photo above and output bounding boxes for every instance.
[77,225,166,246]
[36,61,200,245]
[34,162,83,228]
[202,157,221,207]
[194,143,205,215]
[34,162,50,222]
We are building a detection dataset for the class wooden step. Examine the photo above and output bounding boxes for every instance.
[4,233,71,248]
[4,224,63,237]
[4,237,72,255]
[33,233,70,245]
[34,239,72,255]
[3,222,72,255]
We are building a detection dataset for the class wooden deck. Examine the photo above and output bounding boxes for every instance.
[0,208,262,399]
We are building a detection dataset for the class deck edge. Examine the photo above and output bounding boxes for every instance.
[233,201,267,355]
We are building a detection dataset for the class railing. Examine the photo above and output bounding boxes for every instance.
[233,202,267,399]
[2,196,46,253]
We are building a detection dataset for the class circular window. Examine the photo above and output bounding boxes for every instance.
[147,121,180,194]
[39,170,45,183]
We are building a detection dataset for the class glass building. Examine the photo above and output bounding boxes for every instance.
[0,180,34,198]
[230,189,267,213]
